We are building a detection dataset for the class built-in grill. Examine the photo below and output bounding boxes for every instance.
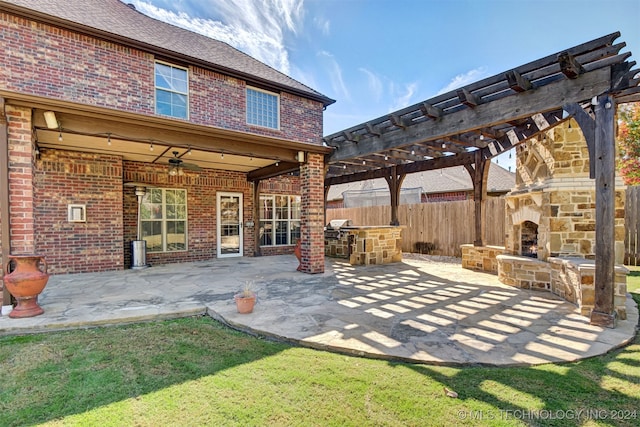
[324,219,353,259]
[324,219,351,240]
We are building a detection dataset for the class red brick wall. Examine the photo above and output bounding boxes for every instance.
[6,105,36,255]
[299,153,325,273]
[123,162,255,267]
[34,150,124,274]
[0,12,324,144]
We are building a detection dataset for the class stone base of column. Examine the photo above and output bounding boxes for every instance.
[590,310,617,328]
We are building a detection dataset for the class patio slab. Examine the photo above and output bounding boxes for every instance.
[0,254,637,366]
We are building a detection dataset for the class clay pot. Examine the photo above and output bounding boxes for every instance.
[3,255,49,318]
[294,239,302,271]
[234,292,256,314]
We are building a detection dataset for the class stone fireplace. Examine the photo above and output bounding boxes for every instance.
[520,220,538,258]
[463,120,628,320]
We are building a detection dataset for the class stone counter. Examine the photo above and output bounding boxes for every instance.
[325,226,403,265]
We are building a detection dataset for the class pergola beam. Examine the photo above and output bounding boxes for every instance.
[327,68,611,163]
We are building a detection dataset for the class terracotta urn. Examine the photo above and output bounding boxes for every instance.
[294,239,302,271]
[234,292,257,314]
[3,254,49,318]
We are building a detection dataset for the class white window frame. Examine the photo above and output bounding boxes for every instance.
[259,195,301,246]
[246,86,280,130]
[155,61,189,119]
[141,188,188,253]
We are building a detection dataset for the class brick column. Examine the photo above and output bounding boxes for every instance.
[300,152,325,273]
[7,105,36,254]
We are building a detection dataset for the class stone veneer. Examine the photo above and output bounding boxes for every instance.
[547,258,628,319]
[462,120,628,321]
[325,226,403,265]
[460,244,503,273]
[505,120,626,262]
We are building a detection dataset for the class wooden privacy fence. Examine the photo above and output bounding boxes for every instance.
[626,186,640,266]
[326,198,506,257]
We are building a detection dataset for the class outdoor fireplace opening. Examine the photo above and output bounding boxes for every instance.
[521,220,538,258]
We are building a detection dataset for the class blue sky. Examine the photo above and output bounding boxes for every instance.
[128,0,640,171]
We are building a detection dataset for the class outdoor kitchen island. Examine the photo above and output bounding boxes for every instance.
[324,222,403,265]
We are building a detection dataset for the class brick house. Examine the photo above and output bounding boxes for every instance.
[0,0,334,308]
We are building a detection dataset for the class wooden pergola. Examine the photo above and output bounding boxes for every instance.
[323,32,640,327]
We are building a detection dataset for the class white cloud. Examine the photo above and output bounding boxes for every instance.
[129,0,305,75]
[313,16,331,36]
[436,66,489,95]
[389,81,418,112]
[358,68,383,102]
[317,50,350,102]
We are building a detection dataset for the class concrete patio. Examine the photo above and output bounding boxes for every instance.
[1,254,637,366]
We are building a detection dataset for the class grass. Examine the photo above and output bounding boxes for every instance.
[0,312,639,427]
[627,265,640,294]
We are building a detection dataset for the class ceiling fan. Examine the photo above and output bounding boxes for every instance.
[168,150,202,176]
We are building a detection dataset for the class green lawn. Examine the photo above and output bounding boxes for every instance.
[1,311,639,427]
[627,265,640,295]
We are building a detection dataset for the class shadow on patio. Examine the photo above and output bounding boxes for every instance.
[1,254,637,366]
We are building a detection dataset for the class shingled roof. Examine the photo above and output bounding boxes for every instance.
[0,0,334,106]
[326,162,515,202]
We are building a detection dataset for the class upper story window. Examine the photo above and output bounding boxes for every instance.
[155,62,188,119]
[247,87,279,129]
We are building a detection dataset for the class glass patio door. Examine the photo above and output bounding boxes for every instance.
[217,192,243,257]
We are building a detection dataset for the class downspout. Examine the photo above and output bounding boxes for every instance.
[253,180,261,256]
[0,97,12,309]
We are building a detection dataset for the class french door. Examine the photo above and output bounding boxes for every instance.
[217,192,243,257]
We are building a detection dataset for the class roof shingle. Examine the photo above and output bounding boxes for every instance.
[326,163,515,201]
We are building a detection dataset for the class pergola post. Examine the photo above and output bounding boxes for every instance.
[385,166,405,226]
[591,95,617,327]
[566,96,618,327]
[464,151,490,247]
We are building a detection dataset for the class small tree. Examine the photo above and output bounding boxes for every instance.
[618,102,640,185]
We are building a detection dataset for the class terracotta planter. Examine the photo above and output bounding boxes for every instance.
[234,293,256,314]
[294,239,302,271]
[3,255,49,318]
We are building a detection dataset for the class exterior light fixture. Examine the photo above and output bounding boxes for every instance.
[221,152,224,159]
[44,111,58,129]
[168,163,184,176]
[107,133,111,146]
[149,142,154,151]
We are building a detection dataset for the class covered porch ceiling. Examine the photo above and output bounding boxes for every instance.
[323,32,640,186]
[2,92,331,182]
